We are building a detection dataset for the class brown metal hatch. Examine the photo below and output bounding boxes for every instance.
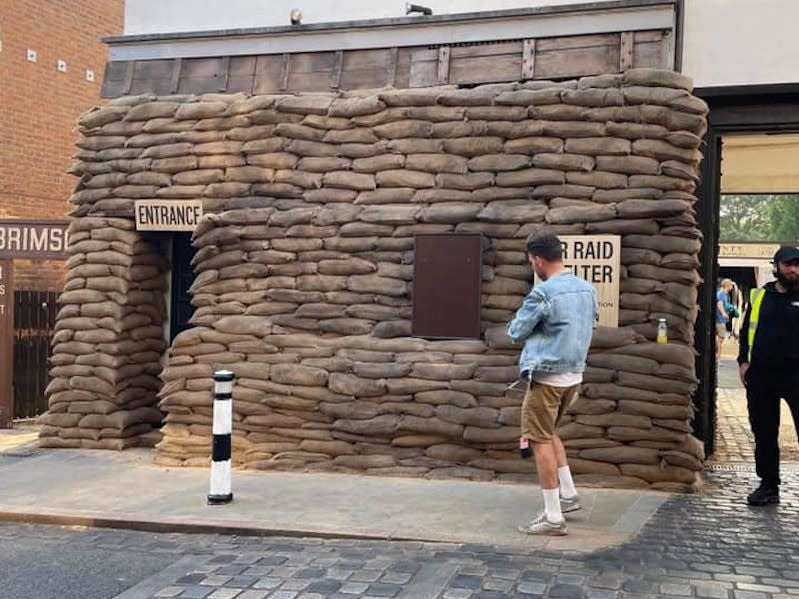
[412,233,482,340]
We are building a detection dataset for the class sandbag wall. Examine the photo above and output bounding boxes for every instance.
[42,68,707,489]
[40,217,168,448]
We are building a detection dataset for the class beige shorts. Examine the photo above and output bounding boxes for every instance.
[521,382,580,443]
[716,323,728,339]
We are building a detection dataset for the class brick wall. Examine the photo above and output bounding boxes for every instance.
[0,0,124,290]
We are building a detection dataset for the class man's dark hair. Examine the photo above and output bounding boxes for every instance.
[525,232,563,262]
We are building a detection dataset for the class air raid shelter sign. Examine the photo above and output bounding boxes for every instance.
[135,200,203,231]
[541,235,621,327]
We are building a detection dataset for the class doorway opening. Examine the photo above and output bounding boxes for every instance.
[140,231,196,446]
[169,232,196,343]
[704,131,799,465]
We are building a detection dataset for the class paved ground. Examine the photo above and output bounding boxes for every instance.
[0,448,667,552]
[0,420,39,452]
[3,468,799,599]
[710,357,799,464]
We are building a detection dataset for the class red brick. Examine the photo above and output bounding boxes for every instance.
[0,0,124,290]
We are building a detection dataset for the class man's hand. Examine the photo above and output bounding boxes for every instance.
[739,363,749,386]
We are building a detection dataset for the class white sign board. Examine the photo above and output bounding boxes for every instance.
[535,235,621,327]
[719,243,780,260]
[135,200,203,232]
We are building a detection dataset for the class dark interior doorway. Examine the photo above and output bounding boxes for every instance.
[170,233,195,342]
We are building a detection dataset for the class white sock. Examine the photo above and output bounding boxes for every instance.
[558,466,577,499]
[542,488,563,522]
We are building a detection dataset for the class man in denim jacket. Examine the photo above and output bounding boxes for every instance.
[508,233,598,536]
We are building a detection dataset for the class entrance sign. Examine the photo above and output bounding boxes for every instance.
[0,220,69,259]
[135,200,203,231]
[536,235,621,327]
[0,260,13,427]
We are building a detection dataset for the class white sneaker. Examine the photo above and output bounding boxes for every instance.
[518,513,567,536]
[560,494,582,514]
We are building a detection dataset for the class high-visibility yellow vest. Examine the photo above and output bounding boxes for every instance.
[747,287,767,362]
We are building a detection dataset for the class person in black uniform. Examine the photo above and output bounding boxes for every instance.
[738,245,799,505]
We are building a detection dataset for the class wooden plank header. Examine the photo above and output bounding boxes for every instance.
[0,220,70,260]
[135,200,203,232]
[105,28,671,96]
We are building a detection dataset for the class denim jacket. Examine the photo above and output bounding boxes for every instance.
[507,271,598,375]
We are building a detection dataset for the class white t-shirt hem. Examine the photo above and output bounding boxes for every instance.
[530,371,583,387]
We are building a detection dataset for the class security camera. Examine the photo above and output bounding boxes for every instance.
[290,8,302,25]
[406,3,433,16]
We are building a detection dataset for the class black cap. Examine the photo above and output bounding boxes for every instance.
[773,245,799,264]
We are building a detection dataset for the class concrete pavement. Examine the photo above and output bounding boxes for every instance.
[0,422,39,452]
[0,446,669,553]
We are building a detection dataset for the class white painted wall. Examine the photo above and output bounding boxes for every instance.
[682,0,799,88]
[123,0,799,89]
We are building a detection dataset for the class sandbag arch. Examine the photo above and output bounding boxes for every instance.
[42,68,708,490]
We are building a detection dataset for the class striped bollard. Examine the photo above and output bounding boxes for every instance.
[208,369,234,505]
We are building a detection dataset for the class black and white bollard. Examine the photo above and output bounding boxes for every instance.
[208,369,234,505]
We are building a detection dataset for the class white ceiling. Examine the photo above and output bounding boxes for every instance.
[722,133,799,194]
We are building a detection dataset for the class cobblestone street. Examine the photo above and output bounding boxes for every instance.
[5,469,799,599]
[710,357,799,464]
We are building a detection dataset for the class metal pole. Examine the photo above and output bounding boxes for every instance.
[208,369,234,505]
[0,259,14,428]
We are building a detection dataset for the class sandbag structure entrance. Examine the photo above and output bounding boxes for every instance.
[41,68,709,490]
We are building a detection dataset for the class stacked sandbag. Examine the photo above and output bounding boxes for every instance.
[40,216,167,449]
[562,326,703,492]
[43,69,707,489]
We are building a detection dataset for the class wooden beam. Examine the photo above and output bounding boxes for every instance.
[122,61,135,94]
[620,31,634,71]
[280,53,291,91]
[387,47,399,87]
[437,46,450,85]
[522,39,536,79]
[330,50,343,90]
[169,58,183,94]
[218,56,231,92]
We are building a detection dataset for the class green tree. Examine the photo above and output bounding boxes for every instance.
[719,194,773,241]
[767,195,799,243]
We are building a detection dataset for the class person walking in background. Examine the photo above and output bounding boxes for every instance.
[716,279,734,360]
[507,233,598,536]
[738,245,799,506]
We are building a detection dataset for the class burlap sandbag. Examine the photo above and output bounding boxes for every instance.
[590,326,644,349]
[621,463,697,484]
[478,200,547,223]
[628,264,700,286]
[546,204,617,224]
[495,168,564,187]
[434,405,500,428]
[579,446,659,465]
[586,219,659,235]
[374,169,434,188]
[533,152,595,172]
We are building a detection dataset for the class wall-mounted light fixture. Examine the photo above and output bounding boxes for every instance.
[290,8,302,25]
[406,3,433,16]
